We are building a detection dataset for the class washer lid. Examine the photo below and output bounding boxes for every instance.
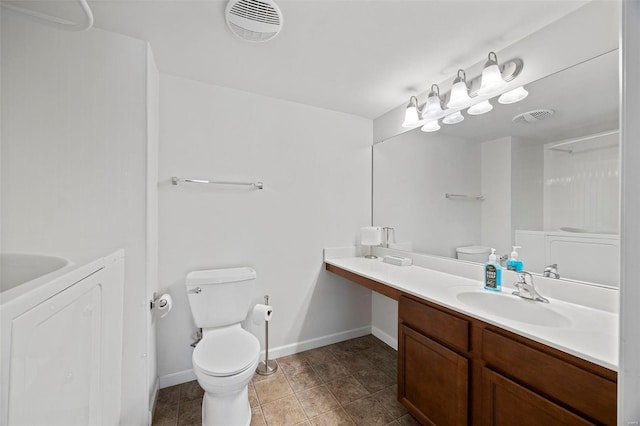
[193,328,259,377]
[456,245,492,254]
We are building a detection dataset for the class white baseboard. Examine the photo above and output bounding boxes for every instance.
[157,325,372,389]
[262,326,372,360]
[371,326,397,351]
[159,369,197,389]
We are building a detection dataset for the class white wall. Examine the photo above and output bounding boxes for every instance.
[511,137,544,234]
[371,293,398,349]
[373,130,482,258]
[157,74,373,384]
[0,15,155,425]
[480,137,512,256]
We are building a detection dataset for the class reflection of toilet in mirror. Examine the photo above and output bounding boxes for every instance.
[185,267,260,426]
[456,245,491,263]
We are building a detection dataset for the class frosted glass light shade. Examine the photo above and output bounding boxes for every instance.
[447,81,472,109]
[402,96,421,127]
[422,85,443,120]
[478,52,507,96]
[402,105,420,127]
[478,64,506,95]
[443,111,464,124]
[421,120,441,132]
[468,100,493,115]
[498,86,529,104]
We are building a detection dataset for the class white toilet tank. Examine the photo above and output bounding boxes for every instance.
[456,246,491,263]
[185,267,256,328]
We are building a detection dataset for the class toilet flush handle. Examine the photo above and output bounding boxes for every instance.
[188,287,202,294]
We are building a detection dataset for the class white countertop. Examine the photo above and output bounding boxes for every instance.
[326,256,618,371]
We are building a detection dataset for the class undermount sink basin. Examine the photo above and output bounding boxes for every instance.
[456,291,572,328]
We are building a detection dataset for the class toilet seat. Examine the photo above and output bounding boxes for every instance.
[193,327,260,377]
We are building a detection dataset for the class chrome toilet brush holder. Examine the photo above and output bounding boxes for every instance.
[256,295,278,376]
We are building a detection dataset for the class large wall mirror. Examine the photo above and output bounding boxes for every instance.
[373,49,619,288]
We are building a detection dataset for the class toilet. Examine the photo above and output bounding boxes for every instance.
[185,267,260,426]
[456,245,492,263]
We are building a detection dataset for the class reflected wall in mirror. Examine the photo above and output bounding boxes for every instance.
[373,50,619,287]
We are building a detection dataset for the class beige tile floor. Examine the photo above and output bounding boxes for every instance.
[152,334,421,426]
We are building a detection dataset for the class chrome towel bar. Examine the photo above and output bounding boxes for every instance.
[171,176,263,189]
[445,193,484,201]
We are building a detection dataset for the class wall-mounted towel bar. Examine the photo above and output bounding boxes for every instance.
[171,177,263,189]
[445,193,484,201]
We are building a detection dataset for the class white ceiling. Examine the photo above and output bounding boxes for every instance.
[5,0,589,119]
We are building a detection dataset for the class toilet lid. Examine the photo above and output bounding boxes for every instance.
[193,328,259,377]
[456,245,491,254]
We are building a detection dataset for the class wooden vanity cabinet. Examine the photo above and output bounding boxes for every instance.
[324,263,617,425]
[398,294,617,426]
[398,296,472,425]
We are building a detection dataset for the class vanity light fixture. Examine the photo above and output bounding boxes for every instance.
[446,70,472,109]
[421,120,441,132]
[498,86,529,104]
[421,84,444,120]
[478,51,507,96]
[398,52,525,131]
[468,100,493,115]
[443,111,464,124]
[402,96,422,128]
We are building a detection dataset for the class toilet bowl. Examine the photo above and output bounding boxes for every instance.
[192,325,260,426]
[185,267,260,426]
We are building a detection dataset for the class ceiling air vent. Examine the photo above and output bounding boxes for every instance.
[512,109,555,124]
[225,0,283,43]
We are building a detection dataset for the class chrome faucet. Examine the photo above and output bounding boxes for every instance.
[383,227,396,248]
[513,271,549,303]
[543,264,560,279]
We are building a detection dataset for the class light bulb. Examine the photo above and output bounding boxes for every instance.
[401,96,421,128]
[478,52,507,96]
[468,100,493,115]
[443,111,464,124]
[421,84,444,120]
[421,120,441,132]
[498,86,529,104]
[446,70,472,109]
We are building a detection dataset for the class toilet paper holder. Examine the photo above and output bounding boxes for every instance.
[150,292,173,319]
[256,295,278,376]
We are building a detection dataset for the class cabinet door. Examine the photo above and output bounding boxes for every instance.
[481,368,593,426]
[398,324,468,426]
[9,273,103,426]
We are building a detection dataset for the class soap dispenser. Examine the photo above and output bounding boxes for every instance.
[484,248,502,291]
[506,246,524,272]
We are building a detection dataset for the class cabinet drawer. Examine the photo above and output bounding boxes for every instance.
[482,329,616,425]
[399,295,469,353]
